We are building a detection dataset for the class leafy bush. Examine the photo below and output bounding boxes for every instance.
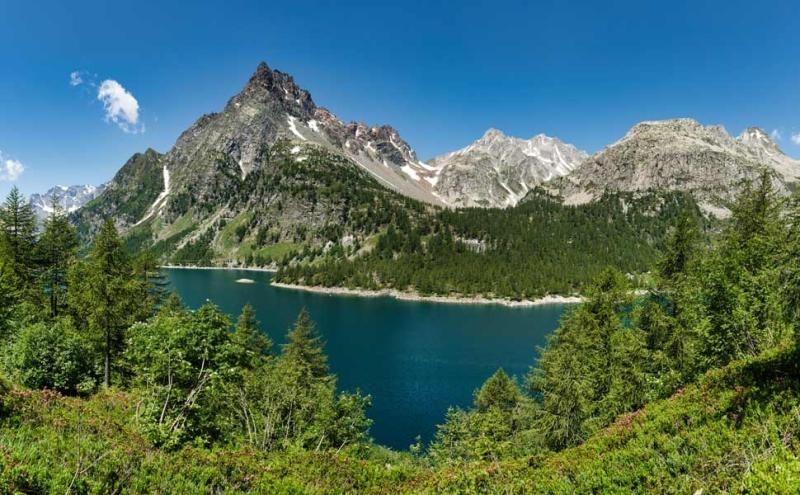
[11,318,96,394]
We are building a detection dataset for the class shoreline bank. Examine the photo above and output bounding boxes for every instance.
[160,265,277,273]
[270,281,584,307]
[159,265,584,307]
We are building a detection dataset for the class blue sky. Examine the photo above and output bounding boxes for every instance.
[1,0,799,195]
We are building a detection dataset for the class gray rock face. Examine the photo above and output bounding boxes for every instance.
[552,119,800,215]
[145,61,442,221]
[30,184,105,222]
[427,129,588,207]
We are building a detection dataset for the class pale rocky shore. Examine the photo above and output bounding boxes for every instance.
[270,282,584,307]
[161,265,277,273]
[160,265,584,306]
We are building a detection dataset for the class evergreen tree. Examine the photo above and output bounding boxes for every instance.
[68,219,150,388]
[657,209,700,282]
[134,249,170,303]
[233,303,272,368]
[528,268,645,450]
[0,258,20,339]
[0,187,37,282]
[35,195,78,317]
[281,308,329,380]
[700,173,789,366]
[474,368,521,412]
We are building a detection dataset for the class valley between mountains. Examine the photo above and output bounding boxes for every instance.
[67,61,800,301]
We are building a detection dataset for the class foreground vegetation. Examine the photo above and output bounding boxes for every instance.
[2,172,800,493]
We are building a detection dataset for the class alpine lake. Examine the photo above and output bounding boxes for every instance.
[164,268,571,449]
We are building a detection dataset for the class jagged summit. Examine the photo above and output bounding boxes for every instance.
[427,128,588,207]
[553,118,800,215]
[737,126,783,156]
[30,184,105,222]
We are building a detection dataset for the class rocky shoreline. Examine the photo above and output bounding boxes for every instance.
[160,265,277,273]
[270,282,584,307]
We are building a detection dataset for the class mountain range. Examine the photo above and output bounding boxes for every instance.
[29,184,105,222]
[68,61,800,264]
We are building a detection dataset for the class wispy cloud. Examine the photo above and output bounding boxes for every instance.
[0,152,24,181]
[771,129,782,141]
[70,70,144,133]
[792,132,800,145]
[69,71,84,86]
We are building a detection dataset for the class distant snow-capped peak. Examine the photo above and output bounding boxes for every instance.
[29,183,105,220]
[424,128,588,207]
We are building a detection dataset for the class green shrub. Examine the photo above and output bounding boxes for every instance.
[11,318,96,395]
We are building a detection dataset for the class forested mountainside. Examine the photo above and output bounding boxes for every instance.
[2,174,800,493]
[76,137,700,299]
[275,190,702,299]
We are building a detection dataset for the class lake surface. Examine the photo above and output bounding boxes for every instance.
[164,268,570,449]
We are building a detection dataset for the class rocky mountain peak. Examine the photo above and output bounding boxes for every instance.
[30,183,106,222]
[737,127,782,156]
[553,118,800,216]
[427,128,588,207]
[479,128,506,142]
[227,62,316,119]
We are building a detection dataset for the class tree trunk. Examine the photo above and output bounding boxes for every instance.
[104,328,111,388]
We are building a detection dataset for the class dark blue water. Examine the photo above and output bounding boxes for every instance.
[164,268,569,449]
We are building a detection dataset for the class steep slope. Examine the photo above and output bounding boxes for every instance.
[421,345,800,494]
[149,61,441,211]
[552,118,800,215]
[29,184,105,222]
[73,148,164,236]
[426,128,587,207]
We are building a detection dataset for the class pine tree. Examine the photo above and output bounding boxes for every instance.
[281,308,329,380]
[657,209,700,282]
[0,186,37,282]
[68,219,150,388]
[134,249,170,304]
[36,195,78,317]
[474,368,521,412]
[233,303,272,368]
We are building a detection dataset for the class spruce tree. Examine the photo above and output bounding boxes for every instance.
[474,368,521,412]
[68,219,150,387]
[36,195,78,317]
[0,186,37,282]
[233,303,272,368]
[281,308,329,380]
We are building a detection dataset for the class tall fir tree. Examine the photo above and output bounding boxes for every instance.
[35,195,78,317]
[0,186,37,283]
[68,219,150,387]
[233,303,272,369]
[281,308,329,380]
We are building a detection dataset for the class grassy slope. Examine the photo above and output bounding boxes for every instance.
[1,346,799,493]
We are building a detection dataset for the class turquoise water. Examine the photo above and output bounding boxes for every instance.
[164,268,570,449]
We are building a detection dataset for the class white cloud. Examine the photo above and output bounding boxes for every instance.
[792,132,800,145]
[771,129,782,141]
[96,79,143,133]
[69,71,83,86]
[0,152,24,182]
